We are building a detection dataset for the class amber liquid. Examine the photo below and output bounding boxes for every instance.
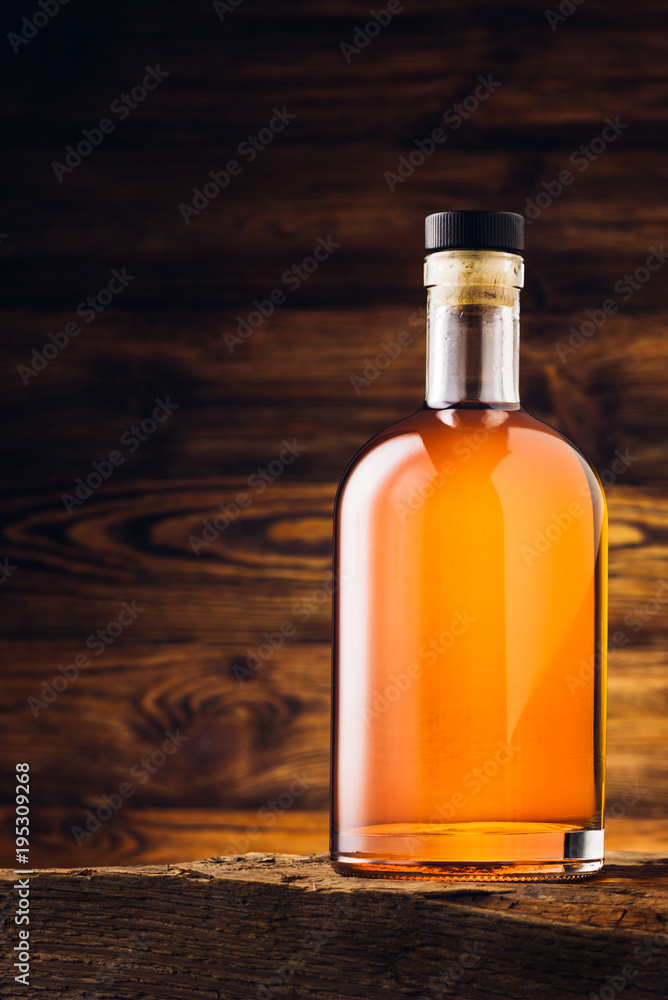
[331,405,607,880]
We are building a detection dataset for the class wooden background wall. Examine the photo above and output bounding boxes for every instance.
[1,0,667,867]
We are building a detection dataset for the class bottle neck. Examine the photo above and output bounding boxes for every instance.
[423,250,523,409]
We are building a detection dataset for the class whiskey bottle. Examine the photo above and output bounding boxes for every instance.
[331,211,607,880]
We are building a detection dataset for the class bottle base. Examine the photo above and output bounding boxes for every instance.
[330,822,604,881]
[330,859,603,881]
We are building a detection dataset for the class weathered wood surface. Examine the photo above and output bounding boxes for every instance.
[1,852,667,999]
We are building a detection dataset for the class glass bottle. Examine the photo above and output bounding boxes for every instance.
[330,211,607,880]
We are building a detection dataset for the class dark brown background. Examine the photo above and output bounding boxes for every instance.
[1,0,666,867]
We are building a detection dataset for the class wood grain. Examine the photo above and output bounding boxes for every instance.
[0,853,667,999]
[0,808,332,869]
[0,484,666,641]
[0,636,665,818]
[2,309,667,487]
[1,642,331,810]
[4,0,668,310]
[3,162,668,308]
[1,486,666,851]
[2,0,668,872]
[0,808,666,869]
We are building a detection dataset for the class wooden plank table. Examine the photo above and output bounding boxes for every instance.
[1,852,667,999]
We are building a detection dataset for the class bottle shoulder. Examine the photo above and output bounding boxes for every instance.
[337,405,606,511]
[335,406,425,492]
[508,409,607,502]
